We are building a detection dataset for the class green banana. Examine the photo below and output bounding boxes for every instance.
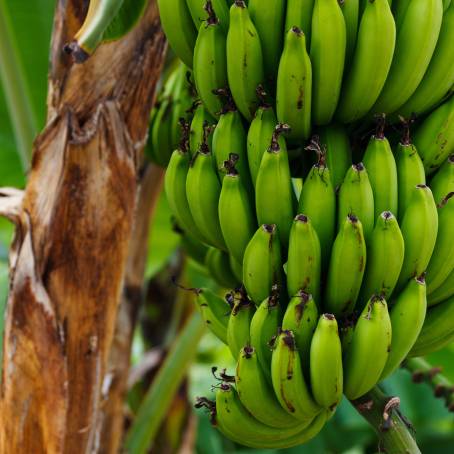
[247,104,277,187]
[310,0,346,125]
[370,0,443,115]
[413,96,454,175]
[255,124,295,249]
[193,2,228,118]
[226,1,265,121]
[242,224,284,305]
[340,0,359,65]
[284,0,315,47]
[380,276,427,380]
[410,295,454,357]
[430,155,454,205]
[205,247,240,289]
[310,314,343,409]
[325,215,367,317]
[428,267,454,307]
[157,0,197,68]
[396,184,438,292]
[186,0,230,32]
[218,154,256,264]
[189,103,215,157]
[235,346,300,428]
[248,0,286,86]
[317,124,352,189]
[178,227,209,265]
[286,215,321,303]
[338,163,375,243]
[271,330,321,421]
[229,255,243,282]
[358,212,405,305]
[361,121,398,219]
[336,0,396,123]
[391,0,411,30]
[398,2,454,117]
[276,27,312,142]
[426,193,454,294]
[343,296,392,400]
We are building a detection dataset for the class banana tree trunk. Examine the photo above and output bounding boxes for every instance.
[0,1,166,452]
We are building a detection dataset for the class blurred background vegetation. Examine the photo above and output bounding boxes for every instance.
[0,1,453,452]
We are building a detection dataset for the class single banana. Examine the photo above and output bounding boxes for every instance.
[286,215,321,304]
[229,254,243,282]
[336,0,396,123]
[343,296,392,400]
[426,193,454,294]
[325,215,367,317]
[428,268,454,307]
[340,0,359,65]
[189,103,215,157]
[242,224,284,305]
[186,0,230,32]
[255,124,295,249]
[284,0,315,48]
[370,0,443,115]
[218,154,257,264]
[310,314,343,409]
[398,2,454,117]
[338,163,375,243]
[271,330,322,421]
[430,155,454,205]
[396,185,438,292]
[391,0,411,30]
[157,0,197,67]
[380,276,427,380]
[361,120,398,219]
[276,27,312,142]
[409,295,454,357]
[235,346,301,428]
[226,1,265,121]
[310,0,347,125]
[193,2,228,118]
[358,212,404,305]
[205,247,240,289]
[413,96,454,175]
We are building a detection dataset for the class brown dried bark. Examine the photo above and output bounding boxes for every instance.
[0,1,166,452]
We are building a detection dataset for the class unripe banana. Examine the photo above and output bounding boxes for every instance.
[276,27,312,142]
[235,346,300,428]
[157,0,197,67]
[398,2,454,117]
[229,254,243,282]
[248,0,286,87]
[205,247,240,289]
[380,276,427,380]
[286,215,321,303]
[226,1,265,121]
[193,2,228,118]
[325,215,367,317]
[247,104,277,187]
[413,96,454,175]
[428,268,454,307]
[343,296,392,400]
[310,0,346,125]
[396,185,438,292]
[176,225,209,265]
[370,0,443,115]
[338,163,375,243]
[189,103,215,157]
[271,330,321,421]
[409,295,454,357]
[426,193,454,294]
[186,0,230,32]
[243,224,284,305]
[358,212,404,305]
[430,155,454,205]
[310,314,343,409]
[391,0,411,30]
[255,125,295,249]
[361,122,398,219]
[336,0,395,123]
[284,0,315,47]
[339,0,359,65]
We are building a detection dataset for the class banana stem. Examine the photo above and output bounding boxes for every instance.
[352,386,421,454]
[403,357,454,412]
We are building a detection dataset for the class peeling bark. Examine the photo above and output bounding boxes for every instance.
[0,1,166,452]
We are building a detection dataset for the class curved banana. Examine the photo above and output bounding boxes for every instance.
[428,268,454,307]
[338,163,375,243]
[340,0,359,65]
[336,0,395,123]
[157,0,197,67]
[186,0,230,32]
[310,314,343,409]
[189,103,215,157]
[226,1,264,121]
[286,215,321,303]
[243,224,284,305]
[178,227,209,265]
[430,154,454,205]
[370,0,443,115]
[229,254,243,282]
[284,0,315,47]
[380,276,427,380]
[343,296,392,400]
[276,27,312,141]
[391,0,411,30]
[396,185,438,292]
[205,247,240,289]
[310,0,346,125]
[325,215,367,317]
